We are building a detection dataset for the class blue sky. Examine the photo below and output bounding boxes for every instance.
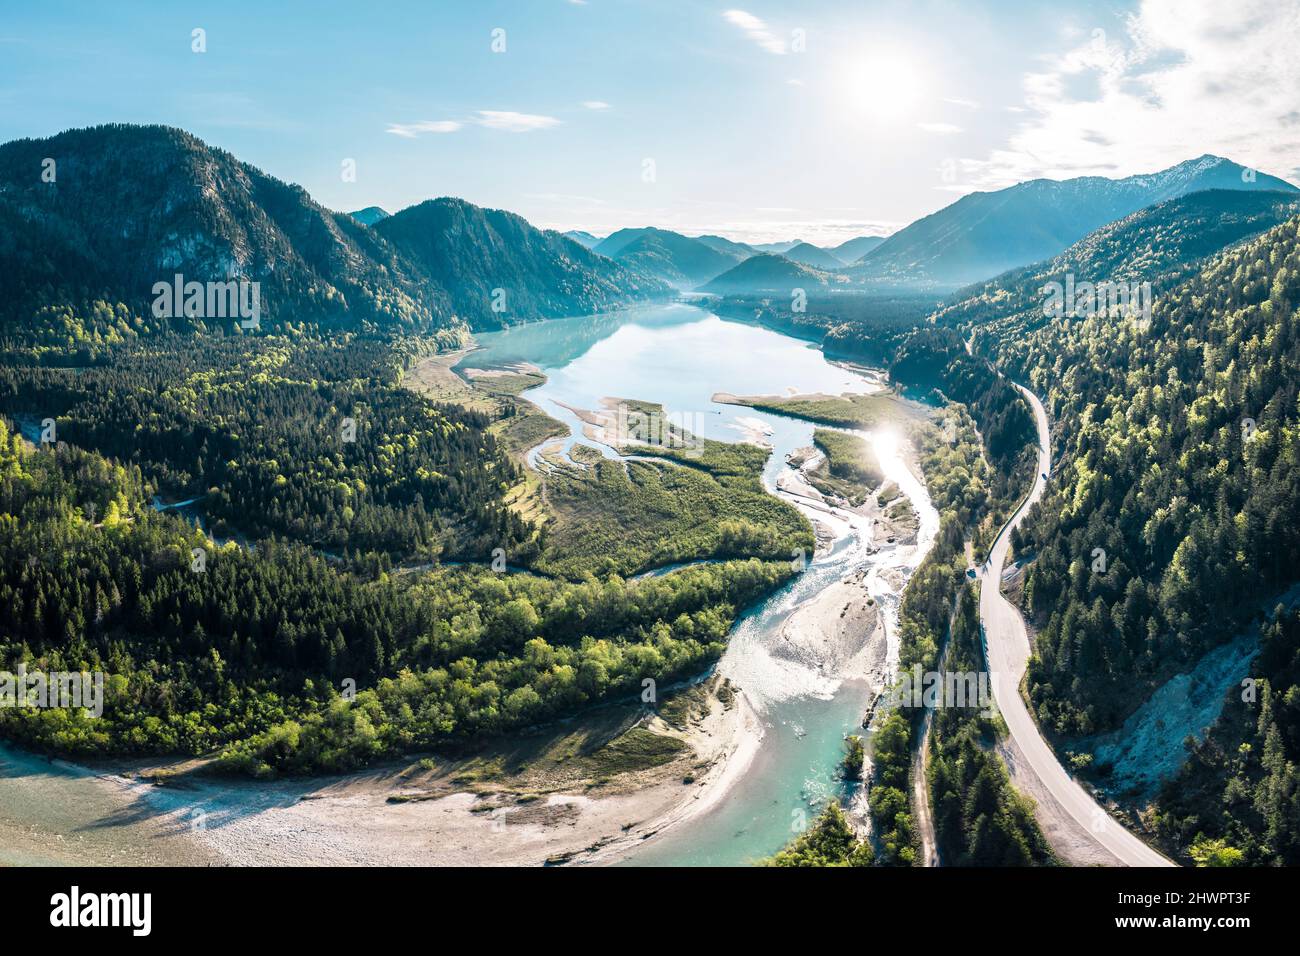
[3,0,1297,244]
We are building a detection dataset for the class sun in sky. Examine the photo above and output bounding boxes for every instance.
[839,49,926,122]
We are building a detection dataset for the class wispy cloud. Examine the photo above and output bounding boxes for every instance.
[475,110,562,132]
[386,111,561,137]
[965,0,1300,189]
[385,120,462,138]
[581,100,611,110]
[918,122,963,134]
[723,9,787,55]
[943,97,980,110]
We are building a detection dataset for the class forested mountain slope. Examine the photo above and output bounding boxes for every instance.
[373,199,668,329]
[1157,606,1300,865]
[935,189,1300,336]
[974,214,1300,864]
[0,125,447,338]
[699,252,841,294]
[0,335,531,560]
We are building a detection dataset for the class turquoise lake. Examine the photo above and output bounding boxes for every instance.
[464,303,937,866]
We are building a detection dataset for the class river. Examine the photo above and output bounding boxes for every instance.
[462,303,939,865]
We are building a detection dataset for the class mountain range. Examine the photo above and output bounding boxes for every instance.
[693,155,1296,296]
[782,241,845,270]
[750,239,802,255]
[692,234,760,259]
[847,155,1296,290]
[581,229,891,288]
[592,227,751,289]
[827,235,885,263]
[4,126,1296,338]
[0,124,669,336]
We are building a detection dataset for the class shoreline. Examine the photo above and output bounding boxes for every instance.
[0,742,220,866]
[0,674,764,868]
[578,690,765,865]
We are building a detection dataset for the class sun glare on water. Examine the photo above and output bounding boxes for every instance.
[872,426,900,465]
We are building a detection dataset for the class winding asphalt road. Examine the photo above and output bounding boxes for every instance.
[978,382,1174,867]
